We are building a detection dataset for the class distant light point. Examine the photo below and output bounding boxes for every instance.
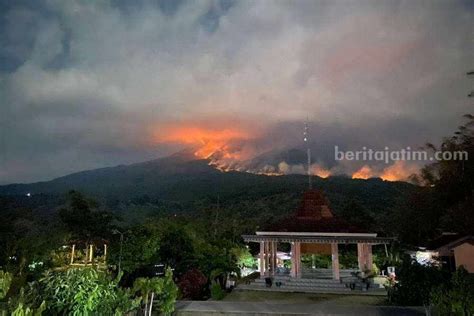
[26,193,31,197]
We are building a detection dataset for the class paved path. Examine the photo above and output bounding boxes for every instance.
[175,301,425,316]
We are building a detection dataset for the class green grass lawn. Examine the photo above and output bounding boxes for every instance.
[223,290,387,306]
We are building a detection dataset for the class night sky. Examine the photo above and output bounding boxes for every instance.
[0,0,473,184]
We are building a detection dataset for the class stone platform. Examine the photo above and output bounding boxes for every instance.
[238,269,387,295]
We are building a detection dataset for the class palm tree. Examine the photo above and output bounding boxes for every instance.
[133,277,162,316]
[133,267,178,316]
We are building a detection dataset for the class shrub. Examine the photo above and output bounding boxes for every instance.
[0,270,13,299]
[10,300,46,316]
[133,267,178,316]
[231,247,256,269]
[210,283,225,300]
[387,257,449,306]
[178,268,208,300]
[430,266,474,315]
[6,286,46,316]
[156,267,179,315]
[40,267,138,315]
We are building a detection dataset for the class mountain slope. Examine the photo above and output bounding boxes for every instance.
[0,151,416,220]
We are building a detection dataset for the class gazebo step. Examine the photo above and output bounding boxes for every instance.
[254,282,344,287]
[249,277,384,292]
[235,285,387,296]
[237,285,354,293]
[252,281,349,289]
[255,278,343,284]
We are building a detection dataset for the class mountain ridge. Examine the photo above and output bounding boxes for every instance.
[0,150,416,222]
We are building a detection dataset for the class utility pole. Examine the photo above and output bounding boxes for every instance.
[112,229,124,274]
[214,194,220,237]
[304,121,312,189]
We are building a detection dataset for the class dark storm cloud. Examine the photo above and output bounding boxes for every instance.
[0,0,472,183]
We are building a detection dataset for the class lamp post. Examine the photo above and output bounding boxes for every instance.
[112,229,124,274]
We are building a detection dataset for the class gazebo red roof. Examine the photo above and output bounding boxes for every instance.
[266,189,368,234]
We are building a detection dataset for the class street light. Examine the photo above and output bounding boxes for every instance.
[112,229,124,274]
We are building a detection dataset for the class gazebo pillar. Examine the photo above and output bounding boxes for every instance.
[70,244,75,265]
[267,241,272,276]
[266,241,271,276]
[357,243,364,271]
[366,244,373,271]
[331,243,340,280]
[290,242,296,277]
[264,242,269,276]
[357,243,373,272]
[268,241,273,276]
[272,241,277,275]
[296,242,301,278]
[291,242,301,278]
[259,241,265,276]
[269,242,274,275]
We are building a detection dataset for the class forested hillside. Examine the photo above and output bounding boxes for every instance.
[0,149,415,232]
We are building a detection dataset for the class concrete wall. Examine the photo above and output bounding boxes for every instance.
[453,242,474,273]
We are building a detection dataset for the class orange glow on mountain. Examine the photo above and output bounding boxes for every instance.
[153,125,254,160]
[351,162,418,181]
[380,161,418,182]
[352,165,374,179]
[153,123,418,182]
[312,165,332,178]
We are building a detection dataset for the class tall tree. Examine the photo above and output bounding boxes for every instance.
[59,191,116,241]
[420,115,474,234]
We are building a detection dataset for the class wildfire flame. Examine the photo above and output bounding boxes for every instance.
[352,165,374,179]
[154,125,252,160]
[311,165,332,178]
[380,161,418,182]
[352,161,418,181]
[153,124,416,182]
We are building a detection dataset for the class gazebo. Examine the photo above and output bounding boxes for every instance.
[69,238,109,267]
[242,190,393,280]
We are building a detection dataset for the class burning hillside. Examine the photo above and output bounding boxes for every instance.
[154,125,251,160]
[351,161,419,182]
[153,123,261,171]
[153,124,418,182]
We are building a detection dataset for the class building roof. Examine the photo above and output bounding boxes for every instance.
[242,233,393,244]
[427,234,474,251]
[425,233,462,250]
[295,190,334,219]
[264,189,369,234]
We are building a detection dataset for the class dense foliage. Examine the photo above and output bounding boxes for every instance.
[387,257,450,306]
[40,268,140,315]
[430,266,474,315]
[133,267,178,316]
[177,269,208,300]
[0,271,12,300]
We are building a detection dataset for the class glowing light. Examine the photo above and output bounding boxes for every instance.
[380,161,418,182]
[311,165,332,178]
[152,123,418,181]
[26,193,31,197]
[351,161,419,181]
[352,165,374,179]
[154,125,252,159]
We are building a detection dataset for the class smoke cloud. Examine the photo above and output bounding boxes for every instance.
[0,0,472,183]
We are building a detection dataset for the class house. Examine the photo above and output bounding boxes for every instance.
[413,234,474,273]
